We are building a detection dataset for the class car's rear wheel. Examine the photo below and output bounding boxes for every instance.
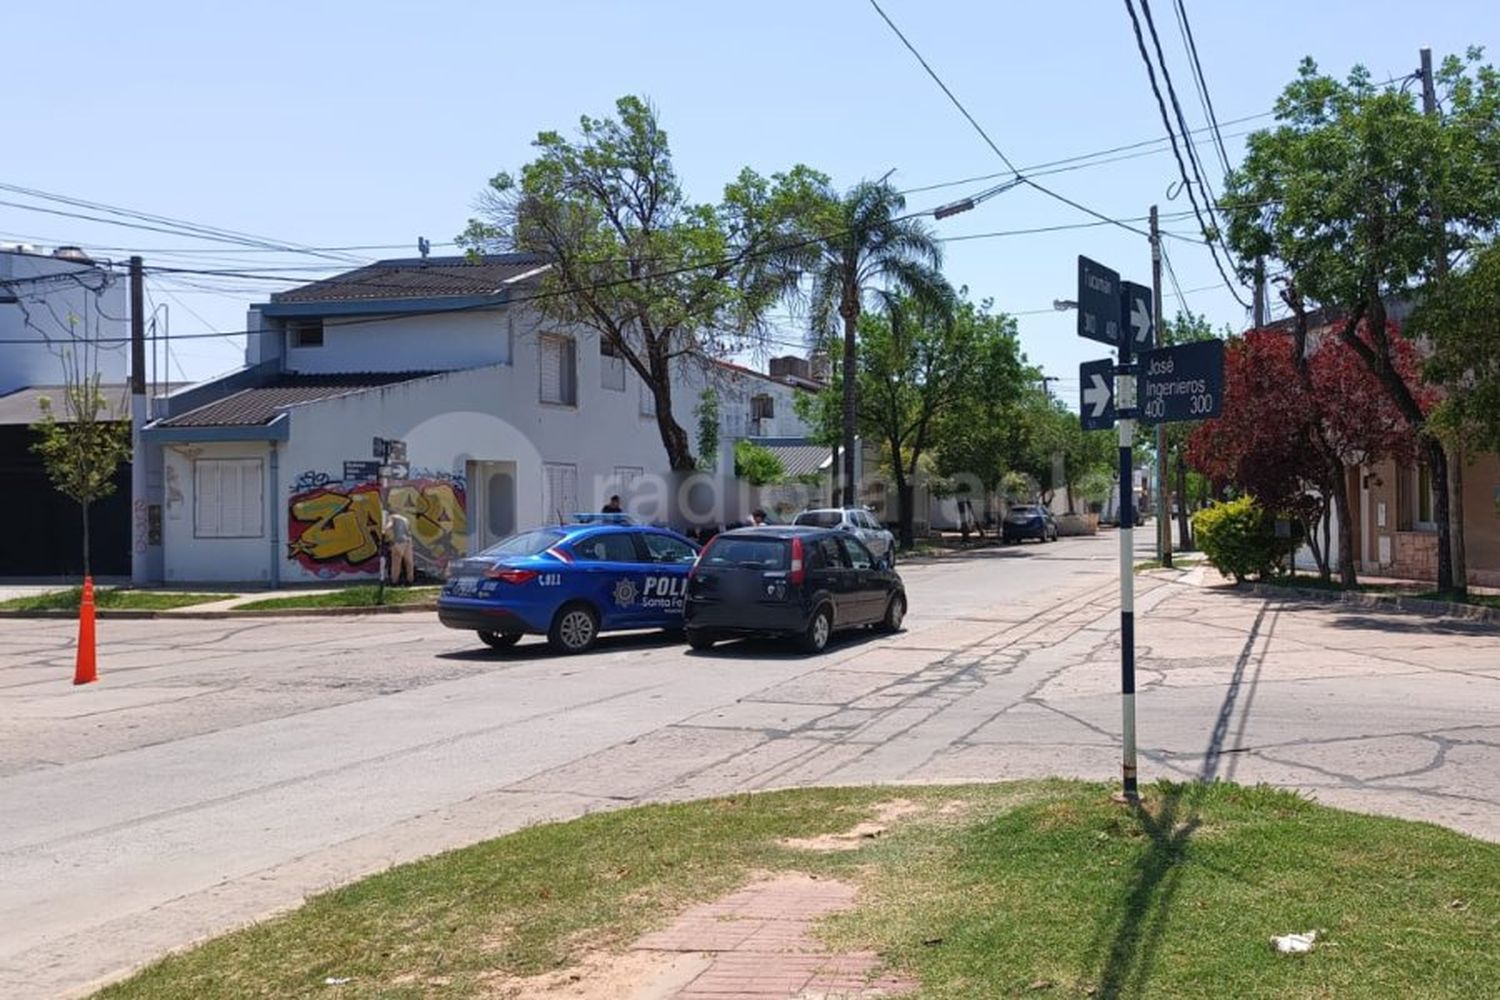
[878,592,906,633]
[548,603,599,654]
[686,628,718,651]
[477,630,522,649]
[798,605,833,654]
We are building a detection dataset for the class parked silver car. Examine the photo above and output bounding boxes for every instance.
[792,507,897,563]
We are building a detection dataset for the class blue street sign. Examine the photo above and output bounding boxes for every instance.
[1079,357,1116,431]
[1077,256,1122,347]
[1138,339,1225,424]
[1120,280,1154,350]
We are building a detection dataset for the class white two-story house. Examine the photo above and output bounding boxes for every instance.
[140,253,819,584]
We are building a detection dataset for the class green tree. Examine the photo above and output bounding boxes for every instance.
[798,179,946,505]
[1410,239,1500,452]
[858,290,1026,547]
[1220,51,1500,593]
[694,389,720,472]
[733,439,785,487]
[460,95,824,471]
[31,362,132,579]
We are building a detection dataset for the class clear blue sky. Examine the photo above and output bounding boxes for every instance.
[4,1,1491,399]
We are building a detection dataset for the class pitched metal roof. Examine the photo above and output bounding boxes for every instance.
[270,254,550,304]
[157,372,439,428]
[0,383,130,425]
[754,440,833,478]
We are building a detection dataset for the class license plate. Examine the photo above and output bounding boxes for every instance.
[449,577,480,596]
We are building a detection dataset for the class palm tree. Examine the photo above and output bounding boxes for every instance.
[804,180,946,507]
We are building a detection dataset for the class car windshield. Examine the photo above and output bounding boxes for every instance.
[793,511,842,528]
[700,536,789,570]
[480,529,563,558]
[1009,506,1038,516]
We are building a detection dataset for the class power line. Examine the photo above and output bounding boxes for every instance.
[1123,0,1249,307]
[1171,0,1232,176]
[867,0,1151,238]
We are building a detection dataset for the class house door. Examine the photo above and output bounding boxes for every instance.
[467,460,518,552]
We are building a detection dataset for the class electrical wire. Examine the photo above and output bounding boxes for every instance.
[867,0,1150,238]
[1123,0,1249,307]
[1171,0,1233,176]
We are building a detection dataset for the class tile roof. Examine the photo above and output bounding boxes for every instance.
[157,372,439,428]
[756,441,833,478]
[270,254,551,304]
[0,383,130,426]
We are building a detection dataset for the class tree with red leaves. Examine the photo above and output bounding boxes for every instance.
[1187,323,1424,584]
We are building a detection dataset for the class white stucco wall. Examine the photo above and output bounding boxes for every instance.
[161,440,280,583]
[0,250,128,394]
[281,309,515,374]
[162,305,820,583]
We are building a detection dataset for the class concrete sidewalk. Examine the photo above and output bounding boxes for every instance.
[2,551,1498,998]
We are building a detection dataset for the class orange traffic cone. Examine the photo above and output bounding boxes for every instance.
[74,575,97,685]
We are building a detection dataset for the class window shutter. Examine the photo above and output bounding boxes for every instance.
[240,461,264,536]
[540,336,562,403]
[196,462,220,537]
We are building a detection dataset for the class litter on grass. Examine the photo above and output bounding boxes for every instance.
[323,976,352,986]
[1270,930,1319,955]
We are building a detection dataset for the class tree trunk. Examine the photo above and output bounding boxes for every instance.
[649,380,696,472]
[81,501,91,580]
[1174,453,1192,551]
[1321,501,1332,582]
[841,309,858,509]
[1449,446,1468,596]
[896,474,915,550]
[1328,460,1357,588]
[1424,436,1455,593]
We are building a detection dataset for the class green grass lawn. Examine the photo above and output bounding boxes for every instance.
[0,587,233,612]
[233,585,440,611]
[1417,590,1500,611]
[95,781,1500,999]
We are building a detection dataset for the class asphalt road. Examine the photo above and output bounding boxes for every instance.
[4,528,1499,998]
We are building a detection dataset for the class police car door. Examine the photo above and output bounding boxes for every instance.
[638,531,697,624]
[572,530,653,630]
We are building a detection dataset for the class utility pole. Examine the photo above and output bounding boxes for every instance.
[1150,206,1171,568]
[1253,258,1267,328]
[1421,46,1466,596]
[1117,294,1139,803]
[129,256,148,586]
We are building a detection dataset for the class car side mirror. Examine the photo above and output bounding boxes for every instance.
[875,556,891,571]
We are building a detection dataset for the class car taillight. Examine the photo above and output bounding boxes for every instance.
[485,565,538,585]
[545,545,574,563]
[788,536,805,585]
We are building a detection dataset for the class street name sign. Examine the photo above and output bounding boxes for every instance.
[1077,255,1122,347]
[1120,280,1154,350]
[343,460,380,483]
[1138,339,1225,424]
[1079,358,1116,431]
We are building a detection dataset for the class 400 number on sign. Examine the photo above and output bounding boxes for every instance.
[1138,339,1225,424]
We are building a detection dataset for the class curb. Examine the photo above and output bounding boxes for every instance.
[0,603,439,621]
[1242,582,1500,627]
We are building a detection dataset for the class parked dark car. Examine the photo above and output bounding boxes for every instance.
[682,526,905,653]
[1002,504,1059,543]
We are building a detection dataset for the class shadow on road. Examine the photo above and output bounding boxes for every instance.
[686,628,887,660]
[434,630,685,662]
[1089,600,1273,997]
[1327,613,1500,637]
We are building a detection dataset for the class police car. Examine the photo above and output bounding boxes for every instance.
[437,520,700,653]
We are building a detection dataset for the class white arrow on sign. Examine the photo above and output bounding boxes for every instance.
[1130,297,1152,343]
[1083,371,1112,418]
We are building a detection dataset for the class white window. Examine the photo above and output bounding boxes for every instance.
[290,320,323,348]
[540,334,577,405]
[639,378,657,417]
[543,462,579,520]
[194,459,264,538]
[613,465,643,488]
[600,340,626,391]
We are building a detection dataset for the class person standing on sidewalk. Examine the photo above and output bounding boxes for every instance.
[384,510,414,586]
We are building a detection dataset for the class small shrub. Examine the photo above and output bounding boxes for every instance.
[734,440,785,486]
[1191,496,1296,583]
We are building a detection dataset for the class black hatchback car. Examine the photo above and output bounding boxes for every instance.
[683,526,905,653]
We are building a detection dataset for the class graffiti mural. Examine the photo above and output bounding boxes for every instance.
[287,468,468,578]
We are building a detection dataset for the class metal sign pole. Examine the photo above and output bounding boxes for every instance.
[1118,324,1139,802]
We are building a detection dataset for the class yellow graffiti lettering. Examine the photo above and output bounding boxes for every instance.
[387,482,468,560]
[290,490,383,565]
